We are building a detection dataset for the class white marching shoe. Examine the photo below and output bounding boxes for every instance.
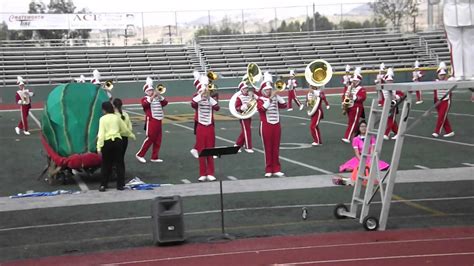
[273,172,285,177]
[299,105,304,111]
[207,175,216,181]
[311,142,320,146]
[415,100,423,104]
[198,176,207,182]
[383,135,389,140]
[150,159,163,163]
[244,149,254,153]
[234,144,242,153]
[264,173,272,177]
[287,108,293,111]
[135,155,146,163]
[341,138,350,144]
[391,134,398,140]
[443,132,455,138]
[23,131,31,136]
[432,133,439,138]
[15,127,20,135]
[190,149,199,158]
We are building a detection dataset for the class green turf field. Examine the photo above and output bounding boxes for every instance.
[0,90,473,262]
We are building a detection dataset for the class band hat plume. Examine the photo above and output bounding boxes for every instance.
[143,76,154,92]
[379,62,385,71]
[437,61,447,75]
[345,64,351,72]
[351,67,363,81]
[17,76,25,85]
[91,69,101,84]
[414,60,420,69]
[384,68,395,81]
[289,70,295,76]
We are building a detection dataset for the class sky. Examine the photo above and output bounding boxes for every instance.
[1,0,372,13]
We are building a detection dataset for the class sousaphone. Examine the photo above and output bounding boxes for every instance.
[229,63,261,119]
[305,59,332,116]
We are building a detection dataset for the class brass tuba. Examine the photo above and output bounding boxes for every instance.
[304,60,332,116]
[229,64,260,119]
[304,59,333,87]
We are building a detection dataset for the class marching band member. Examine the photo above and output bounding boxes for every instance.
[412,60,424,104]
[234,78,256,153]
[432,62,455,138]
[341,64,351,101]
[76,75,86,83]
[136,77,168,163]
[382,68,404,140]
[286,70,303,111]
[307,85,330,146]
[258,71,273,97]
[257,75,287,177]
[191,75,220,182]
[91,69,101,85]
[15,76,33,136]
[342,67,366,143]
[374,63,386,107]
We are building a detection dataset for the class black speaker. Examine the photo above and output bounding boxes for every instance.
[151,196,185,245]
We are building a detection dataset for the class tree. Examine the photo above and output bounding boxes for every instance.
[339,19,387,29]
[26,0,91,40]
[301,12,334,31]
[194,16,241,37]
[370,0,419,31]
[274,20,302,33]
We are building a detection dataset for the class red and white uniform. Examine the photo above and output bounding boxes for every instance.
[191,93,220,177]
[433,80,453,135]
[341,74,351,101]
[16,88,32,132]
[235,82,256,149]
[412,70,424,102]
[375,72,385,106]
[343,86,366,140]
[136,95,168,160]
[307,89,329,144]
[286,77,301,109]
[383,90,404,137]
[257,94,286,174]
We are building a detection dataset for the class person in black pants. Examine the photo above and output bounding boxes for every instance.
[97,101,135,192]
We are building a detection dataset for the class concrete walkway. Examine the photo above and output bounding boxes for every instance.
[0,167,472,212]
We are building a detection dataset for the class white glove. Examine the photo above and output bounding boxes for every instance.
[326,105,330,110]
[192,94,202,103]
[209,97,218,106]
[17,100,22,104]
[240,104,248,112]
[352,95,357,101]
[262,99,270,109]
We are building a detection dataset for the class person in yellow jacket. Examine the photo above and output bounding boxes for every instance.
[97,101,135,192]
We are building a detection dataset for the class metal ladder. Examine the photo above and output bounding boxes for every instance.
[336,90,413,231]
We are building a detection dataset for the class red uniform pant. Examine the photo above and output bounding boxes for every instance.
[196,123,215,176]
[344,106,363,140]
[385,115,399,136]
[310,109,323,144]
[136,117,162,160]
[434,99,453,134]
[416,91,422,102]
[18,105,30,131]
[260,122,281,174]
[235,118,252,149]
[287,90,301,109]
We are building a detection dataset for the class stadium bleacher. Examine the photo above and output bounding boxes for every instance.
[0,28,450,86]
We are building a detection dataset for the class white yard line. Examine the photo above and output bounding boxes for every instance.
[2,195,474,233]
[227,176,238,180]
[280,114,474,147]
[172,123,333,175]
[461,163,474,167]
[414,165,430,170]
[181,179,192,184]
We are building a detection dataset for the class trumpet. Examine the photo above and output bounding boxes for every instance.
[156,83,166,94]
[274,79,286,91]
[104,80,114,91]
[207,71,218,81]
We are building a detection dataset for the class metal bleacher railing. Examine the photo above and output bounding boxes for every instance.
[1,28,450,86]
